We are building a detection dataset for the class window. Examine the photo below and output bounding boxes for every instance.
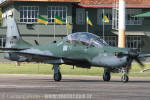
[126,36,142,51]
[126,9,142,25]
[97,9,112,25]
[91,40,104,47]
[20,6,39,23]
[102,35,142,50]
[76,8,85,25]
[66,33,78,44]
[103,36,117,47]
[79,34,91,46]
[47,6,67,23]
[0,37,6,48]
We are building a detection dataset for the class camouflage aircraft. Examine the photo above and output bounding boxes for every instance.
[1,17,150,82]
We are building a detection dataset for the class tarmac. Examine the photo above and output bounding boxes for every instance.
[0,74,150,100]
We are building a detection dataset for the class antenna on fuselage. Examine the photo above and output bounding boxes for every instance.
[34,40,39,46]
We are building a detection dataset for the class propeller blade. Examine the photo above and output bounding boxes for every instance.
[126,58,133,74]
[134,57,145,67]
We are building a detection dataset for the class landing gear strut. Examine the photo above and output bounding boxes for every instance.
[121,68,129,82]
[103,69,111,82]
[53,64,62,81]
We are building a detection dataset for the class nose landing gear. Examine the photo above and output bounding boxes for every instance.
[121,74,129,82]
[121,67,129,82]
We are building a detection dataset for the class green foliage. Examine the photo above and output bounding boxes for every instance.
[0,63,149,77]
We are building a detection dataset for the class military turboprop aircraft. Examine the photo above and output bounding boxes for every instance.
[1,17,150,82]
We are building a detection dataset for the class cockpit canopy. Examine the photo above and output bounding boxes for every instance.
[65,32,108,47]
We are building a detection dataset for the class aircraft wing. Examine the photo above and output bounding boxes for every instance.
[0,48,28,51]
[14,51,61,63]
[0,48,90,66]
[14,51,89,65]
[139,54,150,58]
[0,48,29,53]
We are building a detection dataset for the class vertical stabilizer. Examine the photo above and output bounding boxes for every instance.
[5,17,21,48]
[4,17,32,61]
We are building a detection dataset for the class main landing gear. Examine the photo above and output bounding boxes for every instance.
[53,64,62,81]
[103,69,111,82]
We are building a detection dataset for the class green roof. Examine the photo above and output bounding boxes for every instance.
[134,11,150,17]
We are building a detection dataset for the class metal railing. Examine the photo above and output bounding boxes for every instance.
[112,1,119,30]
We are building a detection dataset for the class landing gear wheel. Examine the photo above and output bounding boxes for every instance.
[54,72,62,81]
[103,72,111,82]
[121,74,129,83]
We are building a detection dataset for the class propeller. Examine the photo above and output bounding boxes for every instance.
[134,57,144,67]
[128,49,144,68]
[116,49,145,68]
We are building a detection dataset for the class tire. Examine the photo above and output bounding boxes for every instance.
[54,72,62,81]
[121,74,129,83]
[103,72,111,81]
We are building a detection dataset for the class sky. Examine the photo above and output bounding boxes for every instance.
[0,0,6,3]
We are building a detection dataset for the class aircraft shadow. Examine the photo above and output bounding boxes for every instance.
[22,78,102,82]
[21,78,150,83]
[127,80,150,83]
[60,79,150,83]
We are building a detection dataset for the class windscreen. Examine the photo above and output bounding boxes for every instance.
[66,32,108,47]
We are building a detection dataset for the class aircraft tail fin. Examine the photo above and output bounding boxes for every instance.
[4,17,32,60]
[5,17,21,48]
[5,17,32,48]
